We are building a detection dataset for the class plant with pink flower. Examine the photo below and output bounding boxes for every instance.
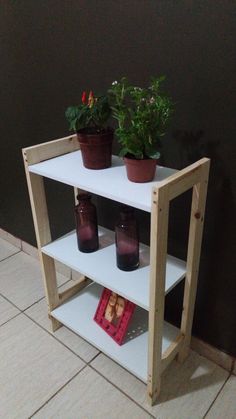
[109,76,173,160]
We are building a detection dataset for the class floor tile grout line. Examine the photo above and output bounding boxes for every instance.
[0,312,22,328]
[202,372,231,418]
[90,351,146,386]
[0,234,74,282]
[0,292,24,312]
[0,292,99,365]
[87,351,101,365]
[22,297,47,311]
[0,249,22,263]
[0,291,47,315]
[0,276,73,315]
[22,311,91,364]
[21,277,73,312]
[29,365,88,418]
[89,364,156,419]
[0,288,100,367]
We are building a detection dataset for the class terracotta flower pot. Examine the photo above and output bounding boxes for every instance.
[124,157,157,183]
[77,128,113,169]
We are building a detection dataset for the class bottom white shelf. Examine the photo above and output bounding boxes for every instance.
[51,282,179,382]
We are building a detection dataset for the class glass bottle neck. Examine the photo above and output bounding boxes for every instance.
[78,193,92,203]
[119,205,134,221]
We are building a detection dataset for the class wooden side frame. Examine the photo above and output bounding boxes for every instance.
[22,134,89,331]
[148,157,210,405]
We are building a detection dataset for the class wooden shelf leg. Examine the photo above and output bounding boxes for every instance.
[49,315,62,332]
[148,185,169,405]
[41,253,61,332]
[178,161,210,362]
[22,152,62,331]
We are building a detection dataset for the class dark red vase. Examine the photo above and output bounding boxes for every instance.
[74,193,99,253]
[77,128,113,169]
[115,205,139,271]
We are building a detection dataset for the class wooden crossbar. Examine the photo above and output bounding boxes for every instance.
[161,334,185,373]
[157,157,209,200]
[59,277,91,304]
[23,134,79,165]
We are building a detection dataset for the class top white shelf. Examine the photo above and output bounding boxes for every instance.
[29,150,176,212]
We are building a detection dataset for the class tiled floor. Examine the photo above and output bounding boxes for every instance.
[0,238,235,419]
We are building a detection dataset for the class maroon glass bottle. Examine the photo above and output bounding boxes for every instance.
[75,193,99,253]
[115,205,139,271]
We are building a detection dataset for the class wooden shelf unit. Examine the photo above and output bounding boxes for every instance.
[22,134,210,405]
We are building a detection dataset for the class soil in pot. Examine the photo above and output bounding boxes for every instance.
[124,156,157,182]
[77,128,113,170]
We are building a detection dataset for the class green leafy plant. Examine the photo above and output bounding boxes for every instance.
[65,91,111,134]
[109,76,173,159]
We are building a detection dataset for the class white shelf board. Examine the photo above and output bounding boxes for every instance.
[29,150,176,212]
[51,282,180,382]
[42,227,186,310]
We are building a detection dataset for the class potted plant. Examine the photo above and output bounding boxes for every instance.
[109,76,173,182]
[65,91,113,169]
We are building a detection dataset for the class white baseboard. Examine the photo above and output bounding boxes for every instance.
[21,240,39,260]
[0,228,21,249]
[191,336,235,373]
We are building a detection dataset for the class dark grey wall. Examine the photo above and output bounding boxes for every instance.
[1,1,235,356]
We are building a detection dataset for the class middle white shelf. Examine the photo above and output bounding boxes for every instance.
[42,226,186,310]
